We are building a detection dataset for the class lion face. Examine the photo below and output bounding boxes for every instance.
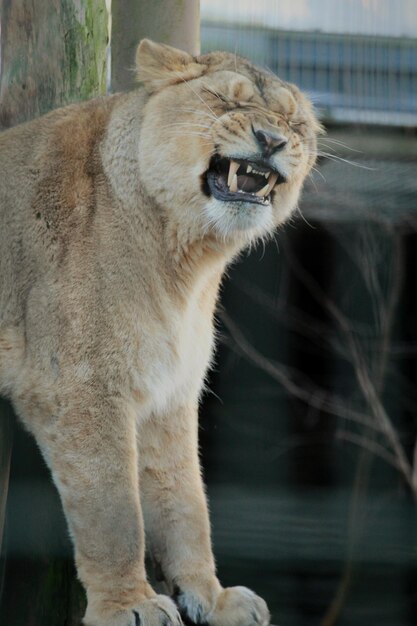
[137,40,322,244]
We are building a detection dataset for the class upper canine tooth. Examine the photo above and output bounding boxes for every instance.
[230,173,238,193]
[256,183,270,197]
[266,173,279,195]
[265,172,271,179]
[269,173,279,188]
[247,164,252,173]
[228,160,240,188]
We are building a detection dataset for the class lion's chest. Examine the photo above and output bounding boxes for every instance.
[131,290,216,418]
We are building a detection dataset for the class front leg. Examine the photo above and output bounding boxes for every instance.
[20,391,181,626]
[139,403,270,626]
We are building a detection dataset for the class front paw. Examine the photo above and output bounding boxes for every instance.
[133,595,183,626]
[176,586,270,626]
[85,594,183,626]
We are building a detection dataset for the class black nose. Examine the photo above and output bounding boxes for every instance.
[254,129,288,157]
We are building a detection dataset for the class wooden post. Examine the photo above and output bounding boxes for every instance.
[0,0,110,129]
[111,0,200,91]
[0,2,110,623]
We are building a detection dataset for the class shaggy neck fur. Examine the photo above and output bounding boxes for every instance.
[101,90,238,300]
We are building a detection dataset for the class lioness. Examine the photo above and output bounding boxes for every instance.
[0,40,320,625]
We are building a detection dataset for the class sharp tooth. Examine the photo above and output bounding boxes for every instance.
[256,183,270,197]
[227,160,240,188]
[256,173,281,197]
[269,173,278,188]
[247,164,252,173]
[265,173,279,195]
[265,171,271,179]
[230,173,238,193]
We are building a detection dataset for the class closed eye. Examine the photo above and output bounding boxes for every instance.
[202,87,230,105]
[202,88,256,110]
[289,120,307,134]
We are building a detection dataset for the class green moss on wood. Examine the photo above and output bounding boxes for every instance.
[0,0,110,128]
[62,0,109,101]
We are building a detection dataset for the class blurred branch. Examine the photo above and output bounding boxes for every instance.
[221,311,383,433]
[221,223,412,626]
[281,234,412,487]
[336,430,404,472]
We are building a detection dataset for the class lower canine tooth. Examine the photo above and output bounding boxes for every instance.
[230,173,238,193]
[256,183,270,197]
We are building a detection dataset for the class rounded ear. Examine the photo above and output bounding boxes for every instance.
[136,39,206,92]
[276,87,298,117]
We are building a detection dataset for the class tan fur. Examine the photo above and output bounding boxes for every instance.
[0,40,321,626]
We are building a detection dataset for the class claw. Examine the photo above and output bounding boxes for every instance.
[133,610,141,626]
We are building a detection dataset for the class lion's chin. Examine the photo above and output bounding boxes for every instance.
[202,197,275,241]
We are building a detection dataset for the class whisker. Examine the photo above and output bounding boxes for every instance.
[296,203,315,228]
[317,152,377,170]
[165,131,214,140]
[318,137,362,153]
[176,107,217,117]
[310,166,327,183]
[158,122,213,131]
[307,172,319,192]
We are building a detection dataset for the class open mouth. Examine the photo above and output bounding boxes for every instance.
[205,155,287,205]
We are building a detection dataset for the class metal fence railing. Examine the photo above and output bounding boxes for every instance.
[202,23,417,126]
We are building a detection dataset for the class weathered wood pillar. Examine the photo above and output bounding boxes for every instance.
[111,0,200,91]
[0,2,110,623]
[0,0,110,129]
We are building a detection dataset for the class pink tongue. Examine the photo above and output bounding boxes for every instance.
[237,175,258,193]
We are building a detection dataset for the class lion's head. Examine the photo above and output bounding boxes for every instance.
[136,39,322,245]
